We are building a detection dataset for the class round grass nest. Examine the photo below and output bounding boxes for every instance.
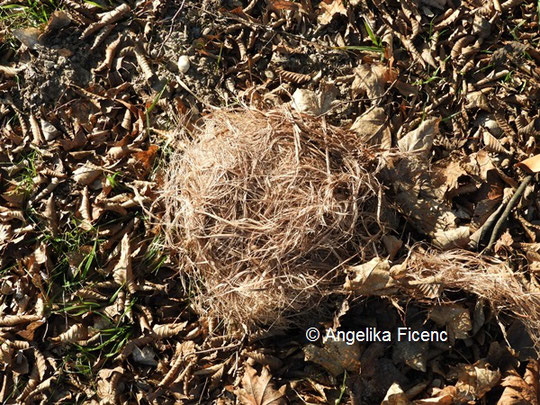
[160,108,385,330]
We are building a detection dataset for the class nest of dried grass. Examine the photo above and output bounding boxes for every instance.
[159,108,384,330]
[404,248,540,352]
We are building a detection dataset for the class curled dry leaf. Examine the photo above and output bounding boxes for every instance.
[152,321,188,339]
[483,131,510,154]
[30,114,43,145]
[134,46,154,81]
[498,360,539,404]
[80,3,131,39]
[50,323,88,343]
[0,314,41,326]
[158,341,195,387]
[95,35,122,73]
[453,359,501,402]
[516,154,540,173]
[72,164,102,186]
[97,366,124,405]
[238,365,286,405]
[112,233,136,294]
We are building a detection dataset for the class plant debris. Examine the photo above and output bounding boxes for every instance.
[0,0,539,403]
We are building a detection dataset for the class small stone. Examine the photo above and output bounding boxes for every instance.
[178,55,190,74]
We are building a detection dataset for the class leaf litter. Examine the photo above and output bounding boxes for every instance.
[0,0,539,403]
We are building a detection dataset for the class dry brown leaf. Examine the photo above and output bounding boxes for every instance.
[382,382,411,405]
[413,388,454,404]
[129,144,159,177]
[291,89,320,115]
[238,365,286,405]
[97,366,124,405]
[73,164,102,186]
[50,323,88,343]
[483,130,510,154]
[317,0,347,25]
[516,154,540,173]
[158,341,196,387]
[343,257,397,294]
[498,360,539,404]
[453,359,501,402]
[350,107,391,148]
[351,64,387,99]
[494,230,514,254]
[466,90,490,111]
[112,233,136,294]
[152,321,188,339]
[303,339,361,376]
[43,194,58,237]
[80,3,130,39]
[432,226,470,250]
[134,46,154,81]
[398,117,440,157]
[12,27,42,49]
[245,351,283,372]
[429,304,472,339]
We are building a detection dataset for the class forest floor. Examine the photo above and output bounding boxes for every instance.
[0,0,539,404]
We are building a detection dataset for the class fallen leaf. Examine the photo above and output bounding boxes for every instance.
[303,338,361,376]
[393,338,429,372]
[497,359,539,404]
[12,27,42,49]
[317,0,347,25]
[350,107,391,148]
[398,118,440,157]
[516,154,540,173]
[343,257,396,294]
[382,382,411,405]
[72,164,102,185]
[453,359,501,402]
[494,230,514,254]
[238,365,286,405]
[429,304,472,339]
[352,64,387,99]
[291,89,320,115]
[112,233,136,294]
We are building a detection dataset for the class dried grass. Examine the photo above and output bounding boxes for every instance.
[404,248,540,352]
[158,108,385,330]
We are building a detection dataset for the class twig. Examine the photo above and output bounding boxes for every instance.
[157,0,187,55]
[485,175,533,251]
